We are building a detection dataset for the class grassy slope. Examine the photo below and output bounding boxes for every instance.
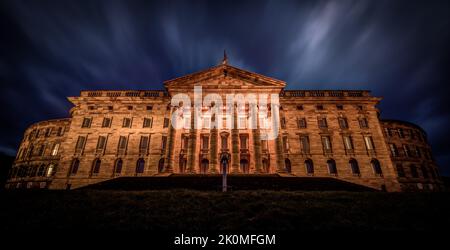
[1,190,449,231]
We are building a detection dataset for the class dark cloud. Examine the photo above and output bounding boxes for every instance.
[1,0,449,174]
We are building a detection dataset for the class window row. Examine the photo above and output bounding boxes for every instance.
[86,105,159,111]
[286,134,376,154]
[292,104,365,111]
[283,158,382,176]
[384,127,426,142]
[9,163,57,179]
[26,127,65,141]
[284,117,369,130]
[82,117,166,129]
[74,135,167,155]
[16,143,60,160]
[388,143,433,160]
[396,164,439,179]
[69,157,160,176]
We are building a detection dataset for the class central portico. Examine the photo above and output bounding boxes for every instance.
[162,59,287,175]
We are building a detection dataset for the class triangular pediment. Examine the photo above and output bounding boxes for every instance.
[164,64,286,91]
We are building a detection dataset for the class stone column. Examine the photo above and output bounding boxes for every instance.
[187,107,197,173]
[252,129,262,173]
[231,104,239,173]
[251,104,262,173]
[209,127,218,173]
[275,135,285,173]
[164,108,175,173]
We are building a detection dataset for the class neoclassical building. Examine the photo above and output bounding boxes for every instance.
[5,59,443,191]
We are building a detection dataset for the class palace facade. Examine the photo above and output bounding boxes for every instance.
[5,60,443,191]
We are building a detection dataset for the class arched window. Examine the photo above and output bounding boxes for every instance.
[137,158,145,174]
[46,164,56,177]
[430,166,436,179]
[158,158,165,173]
[410,164,419,178]
[31,166,38,177]
[179,158,187,173]
[70,159,79,176]
[305,159,314,175]
[396,164,405,177]
[91,158,101,175]
[200,159,209,174]
[371,159,383,176]
[262,159,269,173]
[327,159,337,175]
[284,159,291,173]
[136,158,145,174]
[114,158,123,174]
[240,159,249,173]
[421,165,428,179]
[349,158,360,175]
[37,164,46,177]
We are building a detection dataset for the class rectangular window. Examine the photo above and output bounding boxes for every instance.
[318,117,328,129]
[403,144,410,157]
[364,136,375,150]
[57,127,64,136]
[283,136,289,152]
[139,136,149,154]
[384,128,392,137]
[409,129,415,139]
[201,136,209,150]
[221,136,228,150]
[338,117,348,129]
[117,136,128,155]
[239,117,247,129]
[45,128,52,137]
[389,144,398,157]
[122,118,132,128]
[51,143,60,156]
[336,104,343,110]
[143,118,153,128]
[102,118,112,128]
[82,118,92,128]
[343,136,353,150]
[300,135,310,154]
[398,128,404,138]
[240,135,248,149]
[261,140,268,152]
[161,136,167,151]
[146,105,153,110]
[281,117,286,129]
[75,136,86,154]
[316,105,324,110]
[163,118,169,128]
[415,146,421,158]
[297,118,307,128]
[182,136,189,150]
[203,117,211,129]
[96,136,107,153]
[359,118,368,128]
[38,144,45,156]
[321,136,332,153]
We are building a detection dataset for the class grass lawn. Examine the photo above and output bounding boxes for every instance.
[1,190,449,231]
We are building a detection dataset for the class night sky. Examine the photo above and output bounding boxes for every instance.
[1,0,449,174]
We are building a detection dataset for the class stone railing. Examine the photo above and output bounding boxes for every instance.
[280,90,370,98]
[81,90,168,98]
